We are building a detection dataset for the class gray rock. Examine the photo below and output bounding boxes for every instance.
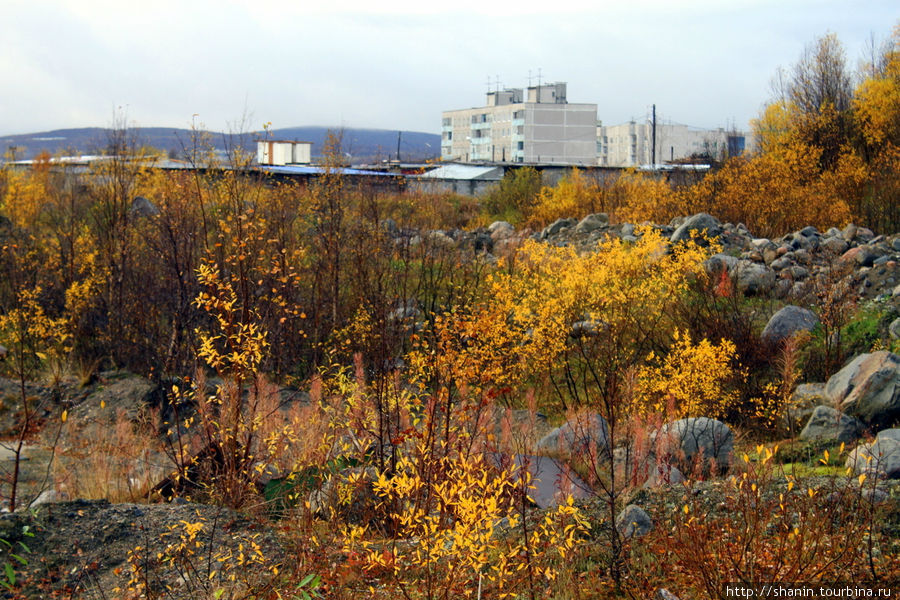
[570,320,602,338]
[643,462,685,488]
[822,237,849,254]
[541,218,577,239]
[490,454,592,509]
[842,223,859,241]
[704,253,739,276]
[620,223,635,237]
[770,257,794,270]
[799,226,819,237]
[786,383,828,430]
[761,306,819,346]
[29,489,66,508]
[876,428,900,442]
[671,212,721,244]
[615,504,653,539]
[825,353,869,403]
[845,438,900,479]
[574,213,609,235]
[655,417,734,473]
[537,413,610,458]
[735,261,776,295]
[308,467,378,522]
[426,230,456,248]
[656,590,681,600]
[129,196,159,217]
[799,405,865,443]
[381,218,399,236]
[788,266,810,280]
[488,220,515,240]
[890,318,900,340]
[857,227,875,242]
[827,351,900,428]
[863,487,890,503]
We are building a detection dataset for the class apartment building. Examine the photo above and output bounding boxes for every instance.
[441,82,598,166]
[597,121,746,167]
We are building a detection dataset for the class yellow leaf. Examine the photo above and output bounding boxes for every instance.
[61,410,68,423]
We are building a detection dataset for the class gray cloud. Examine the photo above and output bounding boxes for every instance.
[1,0,897,136]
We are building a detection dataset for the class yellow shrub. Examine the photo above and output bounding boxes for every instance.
[637,329,741,419]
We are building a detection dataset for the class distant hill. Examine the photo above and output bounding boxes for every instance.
[1,126,440,164]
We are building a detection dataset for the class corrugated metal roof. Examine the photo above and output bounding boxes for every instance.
[416,164,503,180]
[259,165,392,176]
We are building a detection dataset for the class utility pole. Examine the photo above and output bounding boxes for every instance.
[396,131,401,162]
[651,104,657,167]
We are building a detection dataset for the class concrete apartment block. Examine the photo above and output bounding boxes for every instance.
[441,82,598,166]
[597,121,748,167]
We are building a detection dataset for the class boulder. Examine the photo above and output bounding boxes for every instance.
[845,438,900,479]
[490,454,592,509]
[308,467,378,523]
[670,213,721,244]
[734,261,776,295]
[655,417,733,473]
[824,354,869,402]
[426,230,456,248]
[381,218,400,237]
[840,246,882,268]
[799,405,865,444]
[615,504,653,539]
[129,196,159,217]
[761,306,819,346]
[574,213,609,235]
[541,218,576,239]
[826,351,900,429]
[488,220,515,241]
[786,383,828,431]
[703,253,739,276]
[876,428,900,442]
[643,462,685,488]
[537,413,609,458]
[822,237,849,254]
[889,318,900,341]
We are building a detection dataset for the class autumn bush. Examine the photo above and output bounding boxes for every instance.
[637,445,899,598]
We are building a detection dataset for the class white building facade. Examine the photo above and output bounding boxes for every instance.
[441,83,598,166]
[257,140,312,166]
[597,121,747,167]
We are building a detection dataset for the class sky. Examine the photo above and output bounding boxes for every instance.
[1,0,898,136]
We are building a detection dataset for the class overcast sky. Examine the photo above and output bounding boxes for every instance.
[2,0,897,136]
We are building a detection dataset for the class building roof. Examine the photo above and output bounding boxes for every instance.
[416,164,503,180]
[259,165,391,176]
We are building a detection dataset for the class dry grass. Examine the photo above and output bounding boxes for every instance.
[52,408,167,503]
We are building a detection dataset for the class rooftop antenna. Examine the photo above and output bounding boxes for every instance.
[485,75,492,94]
[536,68,542,102]
[494,74,501,92]
[527,69,533,87]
